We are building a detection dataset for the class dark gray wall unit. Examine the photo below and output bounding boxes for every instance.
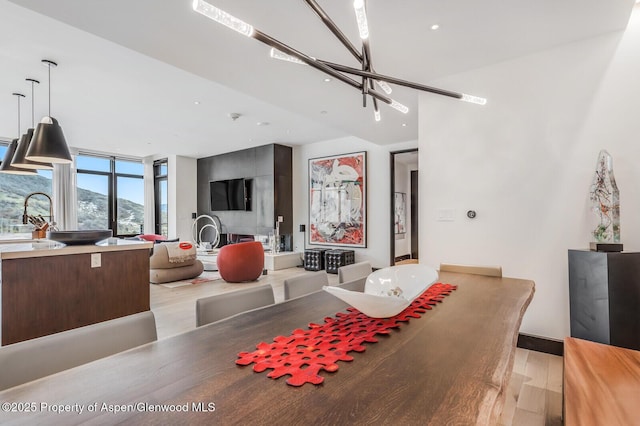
[568,249,640,351]
[197,144,292,237]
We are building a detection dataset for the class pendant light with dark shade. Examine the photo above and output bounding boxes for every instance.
[11,78,54,170]
[0,93,37,175]
[25,59,72,164]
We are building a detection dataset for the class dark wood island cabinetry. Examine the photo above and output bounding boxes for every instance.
[0,240,153,346]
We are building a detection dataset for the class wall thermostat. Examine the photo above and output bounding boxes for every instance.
[466,210,477,219]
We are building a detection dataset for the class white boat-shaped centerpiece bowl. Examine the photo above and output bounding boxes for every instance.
[323,264,439,318]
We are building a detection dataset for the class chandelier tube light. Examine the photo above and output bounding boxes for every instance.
[375,80,392,95]
[269,48,308,65]
[353,0,370,40]
[461,93,488,105]
[192,0,254,37]
[389,100,409,114]
[192,0,487,121]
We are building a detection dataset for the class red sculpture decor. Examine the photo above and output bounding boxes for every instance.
[236,282,457,386]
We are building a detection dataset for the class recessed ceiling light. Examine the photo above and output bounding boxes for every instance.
[194,101,200,105]
[431,24,439,30]
[257,121,270,126]
[324,78,331,82]
[402,123,407,127]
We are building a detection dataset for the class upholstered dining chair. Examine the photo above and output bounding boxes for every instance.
[284,271,329,300]
[196,285,275,327]
[0,311,157,391]
[439,263,503,277]
[337,261,372,284]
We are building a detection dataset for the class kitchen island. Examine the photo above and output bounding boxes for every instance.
[0,239,153,346]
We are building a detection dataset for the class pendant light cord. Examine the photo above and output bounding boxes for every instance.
[26,78,40,127]
[32,80,35,126]
[48,63,51,117]
[41,59,57,117]
[13,93,25,135]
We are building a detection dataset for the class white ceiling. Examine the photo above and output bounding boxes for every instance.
[0,0,635,159]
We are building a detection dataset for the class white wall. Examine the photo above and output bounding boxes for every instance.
[293,137,417,268]
[168,155,197,241]
[418,8,640,340]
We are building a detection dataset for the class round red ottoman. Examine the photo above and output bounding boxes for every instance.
[217,241,265,283]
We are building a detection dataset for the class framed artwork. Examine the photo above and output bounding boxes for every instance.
[394,192,406,234]
[309,151,366,247]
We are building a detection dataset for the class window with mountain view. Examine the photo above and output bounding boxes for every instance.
[76,154,144,237]
[154,159,168,237]
[0,143,53,239]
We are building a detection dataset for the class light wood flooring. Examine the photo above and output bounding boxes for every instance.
[149,267,563,425]
[499,348,564,426]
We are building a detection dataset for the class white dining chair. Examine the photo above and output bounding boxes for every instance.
[337,261,372,284]
[439,262,503,277]
[336,276,367,293]
[196,285,275,327]
[284,271,329,300]
[0,310,157,391]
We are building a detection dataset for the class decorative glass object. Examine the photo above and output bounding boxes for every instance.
[268,232,276,253]
[273,221,281,253]
[589,150,620,243]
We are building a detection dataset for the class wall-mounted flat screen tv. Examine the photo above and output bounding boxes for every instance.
[210,178,251,211]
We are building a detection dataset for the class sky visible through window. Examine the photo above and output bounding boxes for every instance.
[77,156,144,205]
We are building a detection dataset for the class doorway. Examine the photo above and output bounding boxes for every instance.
[390,149,418,266]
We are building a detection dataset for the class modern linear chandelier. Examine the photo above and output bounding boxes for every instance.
[192,0,486,122]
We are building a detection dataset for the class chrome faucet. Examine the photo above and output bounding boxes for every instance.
[23,192,54,227]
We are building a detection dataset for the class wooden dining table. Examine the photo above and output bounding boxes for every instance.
[0,271,534,425]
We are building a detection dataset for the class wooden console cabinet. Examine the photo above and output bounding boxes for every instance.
[1,240,152,345]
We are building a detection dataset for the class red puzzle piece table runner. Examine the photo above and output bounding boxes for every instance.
[236,282,457,386]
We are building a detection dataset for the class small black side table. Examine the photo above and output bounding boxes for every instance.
[568,249,640,351]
